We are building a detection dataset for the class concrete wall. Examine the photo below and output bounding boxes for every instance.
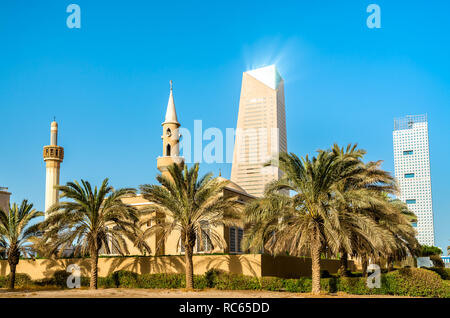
[0,254,350,280]
[261,254,355,278]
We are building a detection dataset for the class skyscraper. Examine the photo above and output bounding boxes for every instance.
[43,120,64,217]
[231,65,287,197]
[393,114,435,246]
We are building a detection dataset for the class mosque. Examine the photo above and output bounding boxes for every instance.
[42,81,254,257]
[16,67,347,278]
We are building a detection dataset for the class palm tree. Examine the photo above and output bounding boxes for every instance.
[140,163,240,289]
[242,192,291,254]
[244,144,404,294]
[379,198,419,272]
[329,145,411,275]
[248,147,369,294]
[41,178,138,289]
[0,200,43,290]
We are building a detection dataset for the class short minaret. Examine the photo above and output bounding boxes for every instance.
[43,120,64,217]
[157,81,184,179]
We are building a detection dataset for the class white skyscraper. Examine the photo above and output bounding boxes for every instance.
[393,114,435,246]
[231,65,287,197]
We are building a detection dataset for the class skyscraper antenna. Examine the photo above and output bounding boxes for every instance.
[170,80,173,91]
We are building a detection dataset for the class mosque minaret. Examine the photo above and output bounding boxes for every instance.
[157,81,184,179]
[43,120,64,217]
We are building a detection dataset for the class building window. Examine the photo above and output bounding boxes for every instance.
[196,221,212,253]
[229,226,243,253]
[179,221,212,254]
[406,199,416,204]
[403,150,413,155]
[166,144,171,156]
[404,173,415,178]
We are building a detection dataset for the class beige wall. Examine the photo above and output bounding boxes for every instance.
[261,254,355,278]
[0,254,351,280]
[0,254,262,280]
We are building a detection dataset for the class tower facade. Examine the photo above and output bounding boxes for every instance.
[0,187,11,214]
[393,114,435,246]
[157,81,184,179]
[230,65,287,197]
[43,120,64,217]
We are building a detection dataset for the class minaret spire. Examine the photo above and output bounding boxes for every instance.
[164,80,178,124]
[43,120,64,217]
[157,81,184,180]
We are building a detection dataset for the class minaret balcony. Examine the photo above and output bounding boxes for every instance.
[43,145,64,161]
[156,156,185,170]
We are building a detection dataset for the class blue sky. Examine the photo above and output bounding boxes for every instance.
[0,1,449,250]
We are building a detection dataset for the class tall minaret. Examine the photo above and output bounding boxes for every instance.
[43,120,64,217]
[157,81,184,179]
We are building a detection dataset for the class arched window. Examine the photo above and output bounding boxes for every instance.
[166,143,171,156]
[166,128,172,137]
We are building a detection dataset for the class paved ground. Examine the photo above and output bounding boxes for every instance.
[0,288,410,298]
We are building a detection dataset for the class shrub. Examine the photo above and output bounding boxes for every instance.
[97,275,114,288]
[418,245,442,257]
[109,270,139,288]
[80,276,91,287]
[204,269,223,288]
[337,277,374,295]
[260,277,284,291]
[52,270,71,287]
[282,277,312,293]
[4,273,33,288]
[137,273,184,289]
[321,277,338,293]
[430,255,445,268]
[215,273,260,290]
[193,275,209,289]
[382,268,449,298]
[0,276,7,288]
[423,267,450,280]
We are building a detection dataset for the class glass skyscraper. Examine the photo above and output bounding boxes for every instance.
[393,114,435,246]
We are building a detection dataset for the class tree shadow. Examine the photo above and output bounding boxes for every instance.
[195,254,261,277]
[100,255,185,276]
[40,258,91,278]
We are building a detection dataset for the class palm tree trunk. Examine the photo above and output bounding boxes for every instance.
[339,252,349,276]
[310,233,321,295]
[90,248,99,289]
[387,256,394,272]
[185,246,194,289]
[362,256,368,277]
[8,263,16,290]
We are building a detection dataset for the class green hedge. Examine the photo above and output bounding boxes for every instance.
[1,268,449,297]
[382,268,449,297]
[422,267,450,280]
[0,273,33,288]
